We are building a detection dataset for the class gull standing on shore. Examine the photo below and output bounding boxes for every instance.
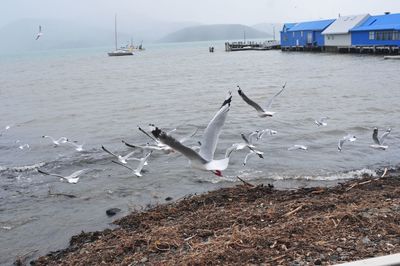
[150,92,232,176]
[38,169,86,184]
[237,82,286,117]
[370,127,391,150]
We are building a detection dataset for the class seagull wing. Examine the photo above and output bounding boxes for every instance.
[179,127,198,143]
[101,145,119,158]
[138,126,159,144]
[379,128,391,145]
[243,152,256,165]
[122,150,137,161]
[38,169,64,179]
[372,128,380,145]
[152,127,207,163]
[265,85,285,109]
[241,133,250,145]
[238,88,265,113]
[112,160,134,171]
[68,169,86,179]
[338,139,345,151]
[135,151,152,174]
[199,98,230,162]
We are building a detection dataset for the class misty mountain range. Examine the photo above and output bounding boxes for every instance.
[0,18,281,53]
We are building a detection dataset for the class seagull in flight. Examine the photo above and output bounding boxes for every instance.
[370,127,391,150]
[338,134,356,152]
[288,144,308,151]
[315,117,329,127]
[112,151,152,177]
[0,125,11,136]
[66,140,84,151]
[42,136,68,146]
[35,25,43,40]
[226,133,264,165]
[257,128,277,140]
[38,169,86,184]
[150,92,232,176]
[237,82,286,117]
[101,145,137,164]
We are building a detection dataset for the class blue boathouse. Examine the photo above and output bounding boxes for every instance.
[280,19,335,50]
[351,13,400,47]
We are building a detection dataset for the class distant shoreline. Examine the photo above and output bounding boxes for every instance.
[31,167,400,265]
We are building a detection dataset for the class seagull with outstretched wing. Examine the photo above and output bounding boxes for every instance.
[150,92,232,176]
[35,25,43,40]
[237,82,286,117]
[370,127,391,150]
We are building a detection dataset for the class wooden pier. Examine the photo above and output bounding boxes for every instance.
[225,40,280,52]
[282,45,400,55]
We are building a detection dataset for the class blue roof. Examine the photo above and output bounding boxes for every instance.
[351,13,400,31]
[283,23,297,31]
[288,19,335,31]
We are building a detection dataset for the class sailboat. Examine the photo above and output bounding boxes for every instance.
[108,14,133,56]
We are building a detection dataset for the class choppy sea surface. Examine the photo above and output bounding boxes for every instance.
[0,42,399,264]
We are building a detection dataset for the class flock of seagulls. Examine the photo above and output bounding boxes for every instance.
[0,83,393,184]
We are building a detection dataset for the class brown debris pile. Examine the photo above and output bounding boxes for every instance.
[33,175,400,265]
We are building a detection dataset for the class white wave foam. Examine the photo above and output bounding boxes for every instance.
[0,162,46,172]
[269,168,377,181]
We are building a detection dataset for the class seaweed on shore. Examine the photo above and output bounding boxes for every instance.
[32,173,400,265]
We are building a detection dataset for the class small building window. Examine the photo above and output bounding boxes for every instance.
[331,35,335,40]
[292,32,295,37]
[376,31,382,40]
[301,31,303,37]
[394,31,399,40]
[369,31,375,40]
[383,31,390,40]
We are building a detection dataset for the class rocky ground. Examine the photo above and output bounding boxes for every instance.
[29,169,400,265]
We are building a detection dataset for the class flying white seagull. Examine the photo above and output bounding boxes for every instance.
[66,140,84,151]
[338,134,357,152]
[150,92,232,176]
[35,25,43,40]
[288,145,308,151]
[42,136,68,146]
[315,117,329,127]
[112,151,152,177]
[38,169,86,184]
[101,145,137,164]
[226,133,264,165]
[0,125,11,136]
[257,128,277,140]
[237,82,286,117]
[370,127,391,150]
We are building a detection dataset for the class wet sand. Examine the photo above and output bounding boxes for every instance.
[30,169,400,265]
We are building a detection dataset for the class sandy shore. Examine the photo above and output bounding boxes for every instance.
[30,169,400,265]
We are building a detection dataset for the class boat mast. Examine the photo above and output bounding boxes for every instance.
[114,14,118,50]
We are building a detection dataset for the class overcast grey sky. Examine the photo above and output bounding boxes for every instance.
[2,0,400,27]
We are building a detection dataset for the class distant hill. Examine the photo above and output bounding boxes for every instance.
[252,23,284,40]
[159,24,272,43]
